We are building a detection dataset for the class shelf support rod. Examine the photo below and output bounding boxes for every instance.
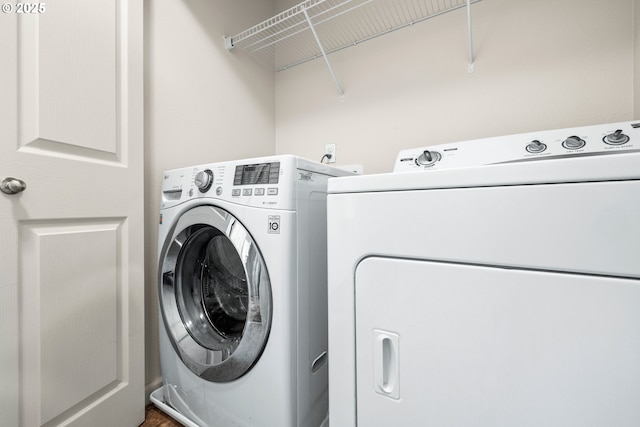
[302,6,345,98]
[466,0,474,72]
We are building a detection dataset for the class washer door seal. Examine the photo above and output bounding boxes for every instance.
[159,205,272,382]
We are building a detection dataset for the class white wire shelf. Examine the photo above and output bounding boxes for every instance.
[225,0,479,96]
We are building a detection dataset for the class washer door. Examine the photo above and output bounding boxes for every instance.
[159,205,272,382]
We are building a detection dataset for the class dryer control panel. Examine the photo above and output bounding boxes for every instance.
[394,121,640,172]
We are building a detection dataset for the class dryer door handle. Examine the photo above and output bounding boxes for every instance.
[373,329,400,400]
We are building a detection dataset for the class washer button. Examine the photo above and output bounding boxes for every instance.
[243,188,252,196]
[232,189,241,196]
[267,188,278,195]
[255,188,265,196]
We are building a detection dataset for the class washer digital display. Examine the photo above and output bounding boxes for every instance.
[233,162,280,186]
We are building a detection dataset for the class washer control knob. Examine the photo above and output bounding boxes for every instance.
[603,129,630,145]
[194,169,214,192]
[416,150,441,167]
[525,140,547,153]
[562,135,586,150]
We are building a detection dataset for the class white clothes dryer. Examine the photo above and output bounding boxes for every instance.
[327,121,640,427]
[152,155,351,427]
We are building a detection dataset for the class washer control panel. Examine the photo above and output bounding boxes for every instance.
[161,159,291,210]
[394,121,640,172]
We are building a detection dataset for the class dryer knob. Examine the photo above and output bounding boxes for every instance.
[416,150,441,167]
[562,135,586,150]
[195,169,214,192]
[603,129,630,145]
[525,140,546,153]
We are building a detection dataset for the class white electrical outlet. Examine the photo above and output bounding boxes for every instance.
[325,144,336,163]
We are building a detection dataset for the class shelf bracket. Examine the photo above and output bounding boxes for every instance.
[302,6,345,99]
[466,0,474,73]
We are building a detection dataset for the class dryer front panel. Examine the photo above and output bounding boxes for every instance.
[159,205,272,382]
[354,257,640,426]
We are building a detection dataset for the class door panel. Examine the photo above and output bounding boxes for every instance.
[0,1,143,425]
[18,0,118,156]
[21,220,122,425]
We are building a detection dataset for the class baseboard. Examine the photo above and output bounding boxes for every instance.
[145,376,163,404]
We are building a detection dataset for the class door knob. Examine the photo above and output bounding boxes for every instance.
[1,177,27,194]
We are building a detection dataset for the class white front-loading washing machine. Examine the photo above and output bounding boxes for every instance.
[327,121,640,426]
[151,155,352,427]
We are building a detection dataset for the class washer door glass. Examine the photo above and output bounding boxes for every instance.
[159,205,272,382]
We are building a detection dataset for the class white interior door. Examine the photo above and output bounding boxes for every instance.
[0,1,144,426]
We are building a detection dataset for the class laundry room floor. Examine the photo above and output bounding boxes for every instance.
[139,404,183,427]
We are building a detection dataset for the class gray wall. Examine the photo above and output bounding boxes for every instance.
[275,0,639,173]
[144,0,275,394]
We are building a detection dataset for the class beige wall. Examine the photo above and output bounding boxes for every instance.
[275,0,637,173]
[144,0,639,395]
[144,0,275,394]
